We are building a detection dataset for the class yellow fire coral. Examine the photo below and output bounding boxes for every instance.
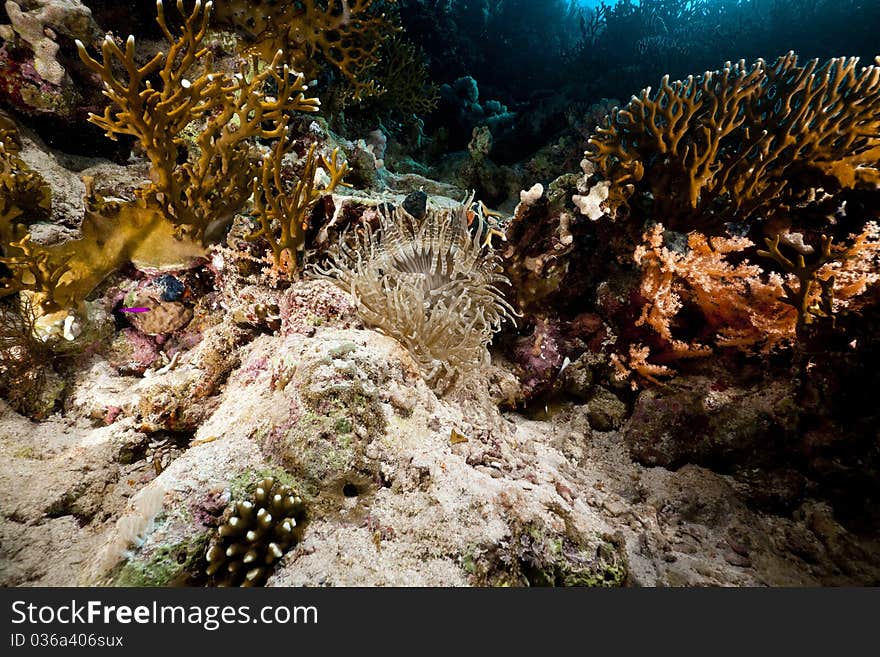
[0,115,60,311]
[3,104,206,315]
[246,140,349,274]
[3,0,334,317]
[587,53,880,229]
[359,35,438,118]
[0,233,72,305]
[76,0,321,241]
[215,0,398,100]
[2,201,208,314]
[0,114,50,244]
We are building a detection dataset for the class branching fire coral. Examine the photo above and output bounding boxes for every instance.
[0,0,344,317]
[0,115,61,312]
[1,127,205,315]
[757,233,836,334]
[314,195,516,392]
[215,0,398,100]
[0,296,50,417]
[3,0,352,319]
[0,234,72,306]
[76,0,321,241]
[246,140,349,275]
[0,114,50,243]
[587,52,880,230]
[367,35,439,117]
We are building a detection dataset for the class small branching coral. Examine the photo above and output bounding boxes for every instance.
[0,119,67,313]
[757,234,836,335]
[76,0,321,242]
[2,96,206,317]
[205,478,305,587]
[0,113,50,247]
[0,234,73,310]
[0,115,50,238]
[0,295,51,417]
[245,139,349,275]
[758,224,880,339]
[313,195,516,392]
[365,35,439,118]
[0,0,333,319]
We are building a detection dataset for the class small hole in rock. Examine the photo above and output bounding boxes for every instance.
[342,483,359,498]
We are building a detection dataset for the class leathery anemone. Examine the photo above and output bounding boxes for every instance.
[313,194,516,392]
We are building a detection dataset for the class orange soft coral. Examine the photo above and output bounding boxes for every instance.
[620,220,880,382]
[633,224,796,354]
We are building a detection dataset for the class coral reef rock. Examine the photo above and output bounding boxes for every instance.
[3,281,880,586]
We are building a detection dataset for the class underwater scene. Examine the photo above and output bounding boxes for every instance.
[0,0,878,588]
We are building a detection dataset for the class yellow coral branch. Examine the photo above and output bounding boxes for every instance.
[757,234,835,328]
[587,53,880,229]
[0,234,73,312]
[246,141,349,275]
[229,0,399,100]
[76,0,321,241]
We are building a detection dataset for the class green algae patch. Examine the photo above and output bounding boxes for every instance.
[229,467,304,502]
[111,534,211,587]
[467,521,629,587]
